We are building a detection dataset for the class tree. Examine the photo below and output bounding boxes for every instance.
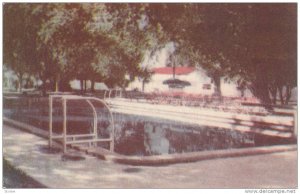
[138,68,153,92]
[226,4,297,105]
[146,4,297,104]
[86,4,161,89]
[3,4,38,92]
[146,4,230,97]
[4,3,164,93]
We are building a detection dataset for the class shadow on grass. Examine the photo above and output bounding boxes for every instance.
[3,158,47,188]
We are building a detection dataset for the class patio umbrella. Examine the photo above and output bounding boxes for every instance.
[163,78,191,87]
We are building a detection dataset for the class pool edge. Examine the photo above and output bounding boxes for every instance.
[77,144,297,166]
[3,117,297,166]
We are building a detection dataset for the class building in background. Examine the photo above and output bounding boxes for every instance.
[127,66,254,98]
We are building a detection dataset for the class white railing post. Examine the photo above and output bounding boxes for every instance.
[109,109,115,152]
[86,99,98,147]
[104,90,107,100]
[293,109,297,138]
[109,89,112,99]
[63,97,67,153]
[48,94,114,153]
[87,97,115,152]
[49,96,53,148]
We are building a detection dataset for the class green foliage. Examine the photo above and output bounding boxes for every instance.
[4,3,160,91]
[3,4,39,91]
[147,3,297,104]
[3,3,297,104]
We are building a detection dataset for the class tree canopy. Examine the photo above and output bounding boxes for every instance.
[4,3,158,92]
[146,3,297,104]
[3,3,297,104]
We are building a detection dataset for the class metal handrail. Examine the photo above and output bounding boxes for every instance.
[49,95,115,153]
[108,90,113,99]
[86,99,98,145]
[103,90,108,100]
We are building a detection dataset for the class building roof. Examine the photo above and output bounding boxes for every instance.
[152,67,195,75]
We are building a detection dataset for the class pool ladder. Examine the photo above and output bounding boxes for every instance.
[48,94,115,153]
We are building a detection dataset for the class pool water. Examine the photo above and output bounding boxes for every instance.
[8,97,294,157]
[4,97,257,156]
[111,113,255,156]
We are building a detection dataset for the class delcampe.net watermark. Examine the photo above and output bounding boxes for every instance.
[245,189,296,194]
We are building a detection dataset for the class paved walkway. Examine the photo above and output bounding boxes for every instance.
[3,124,297,189]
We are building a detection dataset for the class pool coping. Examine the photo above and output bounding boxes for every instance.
[3,117,297,166]
[72,144,297,166]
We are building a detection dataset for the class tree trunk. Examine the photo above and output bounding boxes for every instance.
[80,79,84,92]
[17,73,23,93]
[53,74,60,92]
[172,64,175,79]
[212,75,222,97]
[55,80,59,92]
[240,88,245,98]
[18,79,23,92]
[278,86,284,105]
[250,70,272,109]
[142,80,145,92]
[250,82,272,110]
[84,80,87,93]
[269,85,277,105]
[91,80,95,92]
[284,85,292,105]
[41,78,47,96]
[259,89,271,104]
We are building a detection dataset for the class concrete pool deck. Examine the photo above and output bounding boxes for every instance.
[3,123,297,188]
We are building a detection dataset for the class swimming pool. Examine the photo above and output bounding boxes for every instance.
[4,96,291,157]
